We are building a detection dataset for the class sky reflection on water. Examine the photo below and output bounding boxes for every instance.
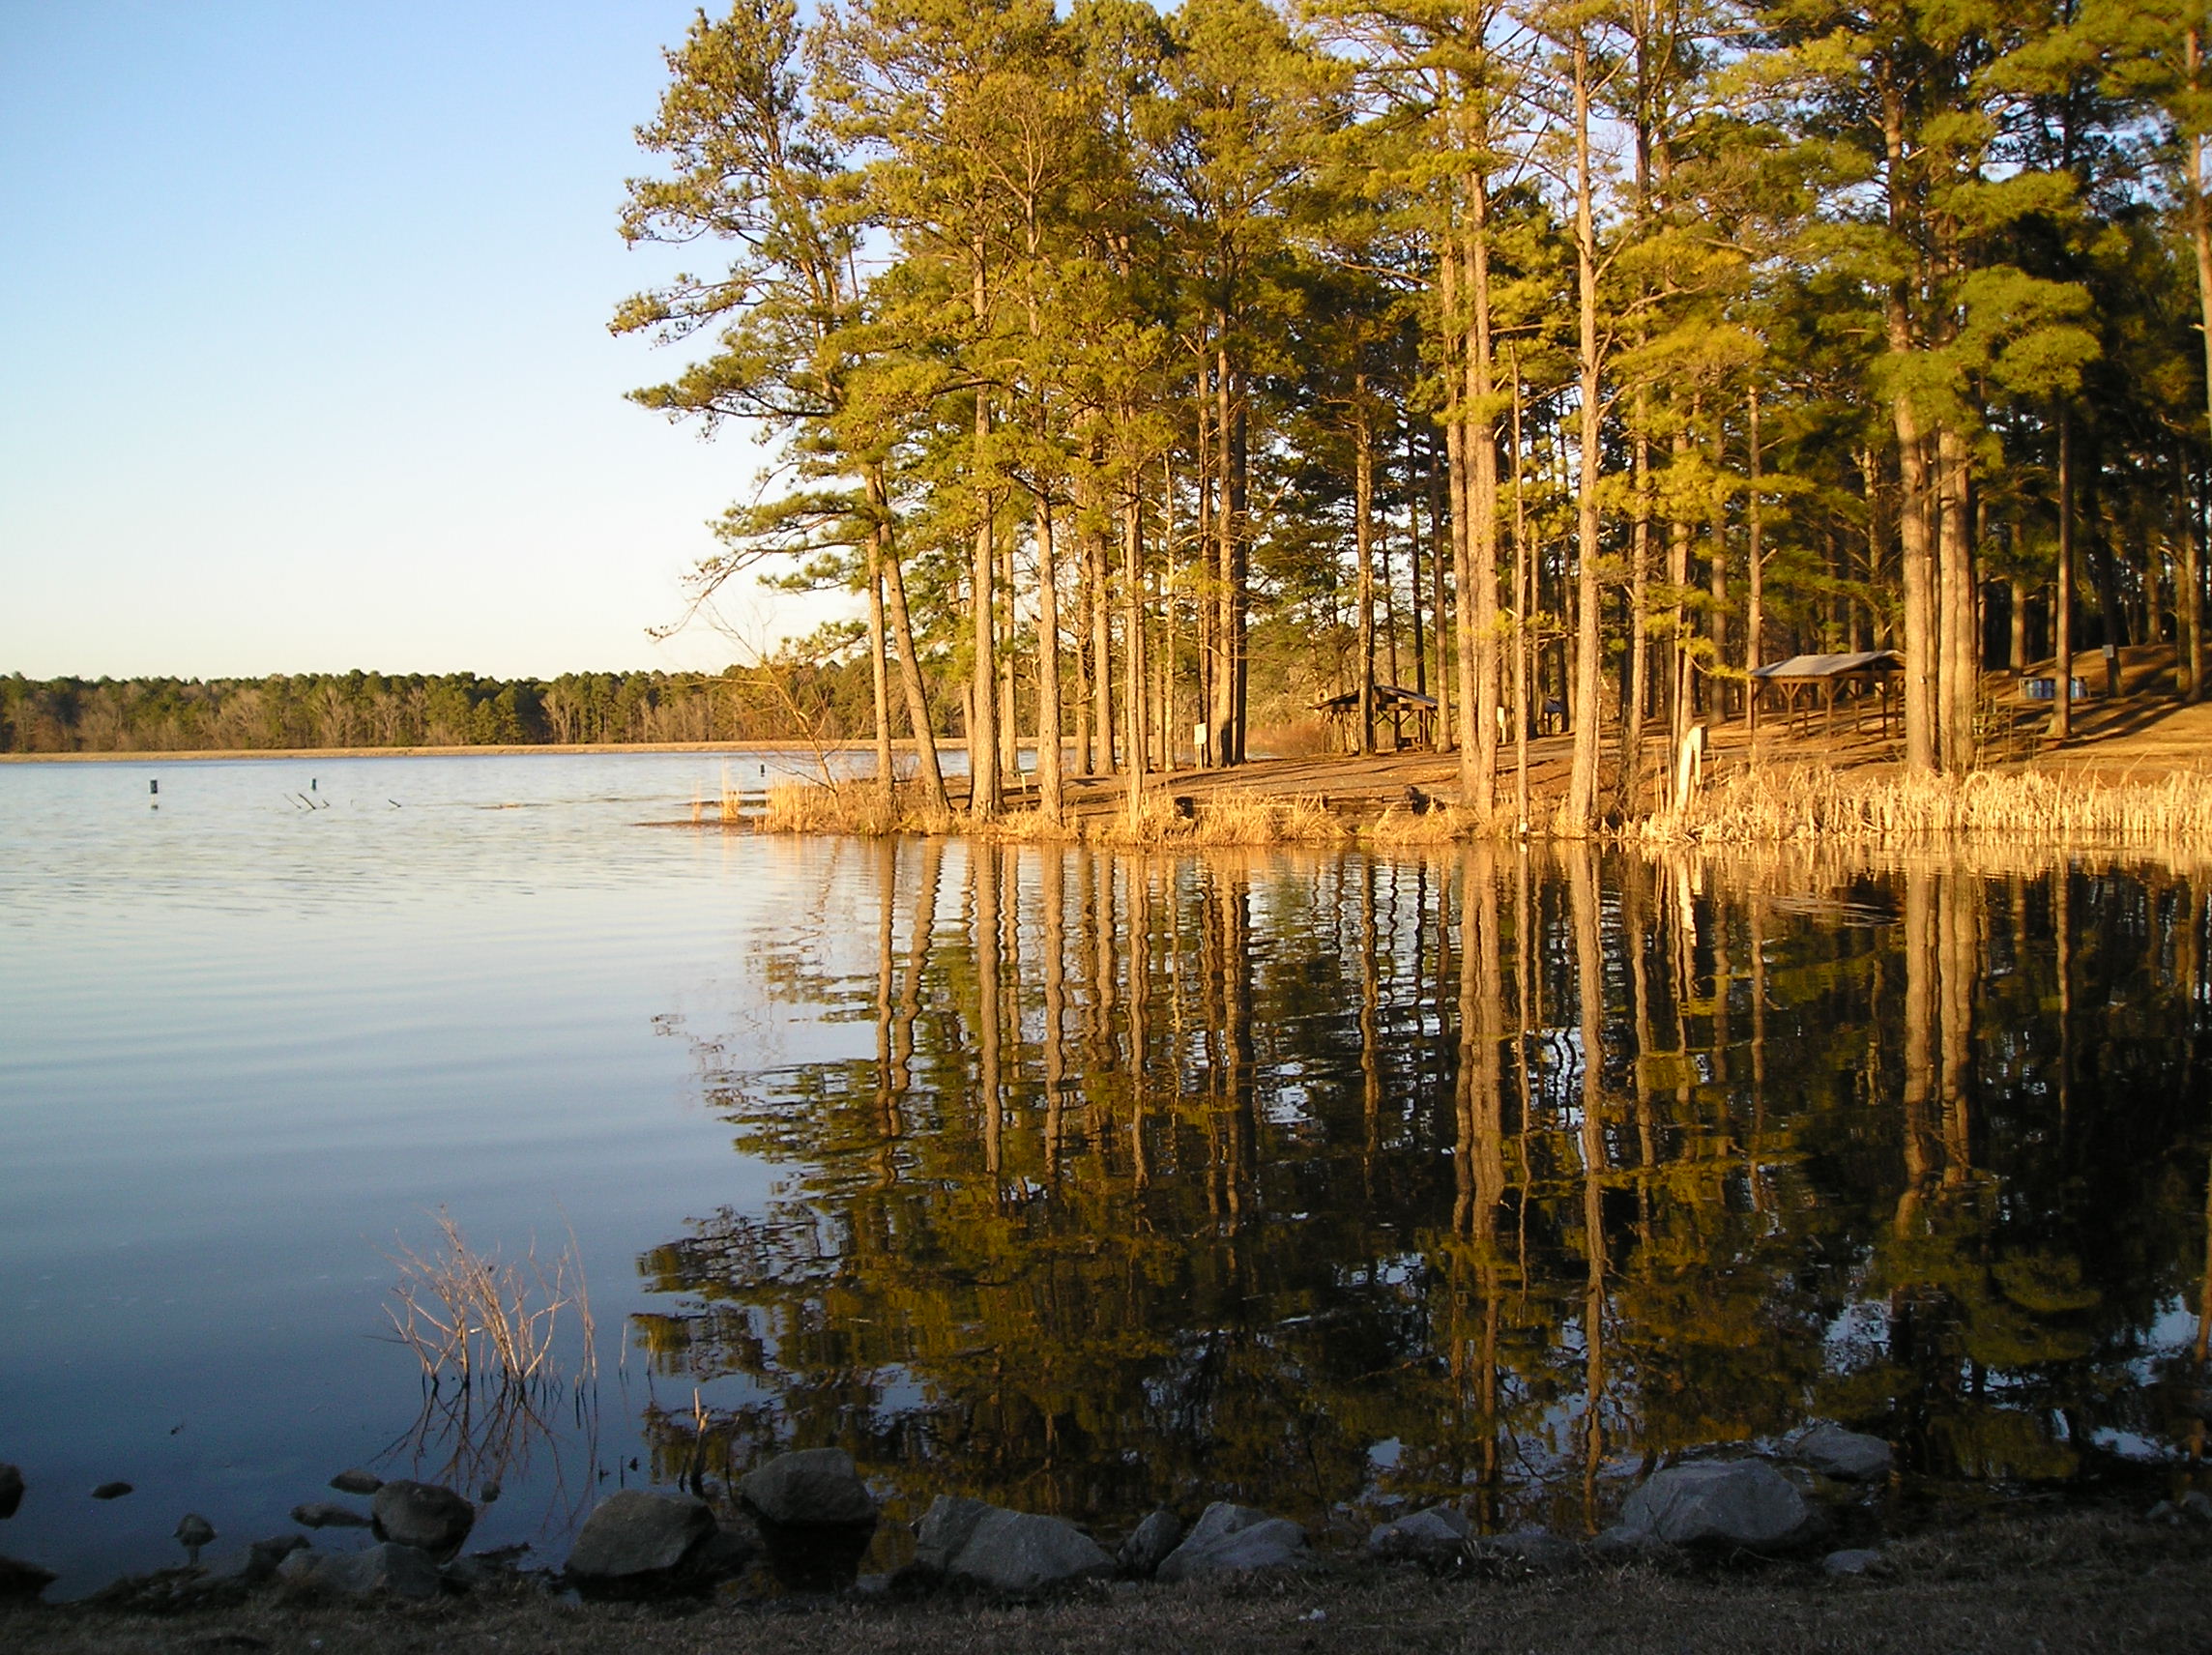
[3,753,2209,1592]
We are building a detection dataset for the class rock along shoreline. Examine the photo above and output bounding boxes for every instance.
[7,1419,2209,1640]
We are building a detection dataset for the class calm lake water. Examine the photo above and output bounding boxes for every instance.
[3,751,2210,1593]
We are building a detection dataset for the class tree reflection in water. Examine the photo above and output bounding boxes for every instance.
[634,844,2212,1546]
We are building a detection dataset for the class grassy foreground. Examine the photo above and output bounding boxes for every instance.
[7,1510,2206,1655]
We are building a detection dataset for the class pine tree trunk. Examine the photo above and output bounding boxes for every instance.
[1744,385,1763,749]
[2091,482,2127,700]
[1409,421,1427,701]
[1861,445,1885,652]
[865,536,894,812]
[1195,363,1216,766]
[1430,425,1451,752]
[1884,77,1938,774]
[1937,422,1977,769]
[1072,521,1093,778]
[1896,411,1940,772]
[1439,244,1465,757]
[1670,428,1694,748]
[878,523,947,817]
[1563,30,1605,831]
[1625,396,1650,783]
[1124,488,1148,828]
[1511,359,1532,831]
[999,526,1018,786]
[2052,411,2074,740]
[1211,332,1245,768]
[2184,453,2204,703]
[971,394,1001,818]
[1091,523,1113,774]
[1229,368,1249,764]
[1034,492,1062,824]
[1466,162,1501,814]
[2189,29,2212,702]
[1356,389,1377,755]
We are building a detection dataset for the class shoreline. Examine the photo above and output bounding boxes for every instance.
[0,740,958,764]
[15,723,2212,858]
[6,1504,2207,1653]
[720,755,2212,857]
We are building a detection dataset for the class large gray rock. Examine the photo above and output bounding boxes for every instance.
[1794,1425,1893,1482]
[914,1495,993,1573]
[0,1464,21,1520]
[1118,1509,1183,1577]
[1368,1505,1472,1563]
[740,1448,875,1528]
[0,1555,56,1600]
[292,1501,370,1529]
[1156,1501,1310,1582]
[247,1534,310,1582]
[1617,1460,1811,1551]
[912,1498,1111,1593]
[566,1491,714,1581]
[371,1480,474,1556]
[278,1541,440,1600]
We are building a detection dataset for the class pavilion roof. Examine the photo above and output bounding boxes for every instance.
[1314,683,1441,712]
[1750,650,1905,682]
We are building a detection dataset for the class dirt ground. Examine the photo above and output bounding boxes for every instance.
[6,1509,2207,1655]
[1056,641,2212,824]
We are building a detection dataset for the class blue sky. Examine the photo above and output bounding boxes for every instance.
[0,2,799,680]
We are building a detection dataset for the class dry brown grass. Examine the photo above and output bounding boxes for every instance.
[1364,803,1482,848]
[1187,791,1347,846]
[757,781,953,838]
[752,785,1361,847]
[1644,764,2212,849]
[746,757,2212,855]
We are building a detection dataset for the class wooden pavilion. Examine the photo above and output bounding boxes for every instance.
[1314,683,1440,751]
[1749,650,1905,737]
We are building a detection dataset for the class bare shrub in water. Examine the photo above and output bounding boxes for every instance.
[760,777,950,836]
[384,1210,596,1392]
[761,779,845,833]
[379,1212,602,1511]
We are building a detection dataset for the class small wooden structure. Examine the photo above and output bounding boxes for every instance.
[1749,650,1904,737]
[1314,683,1440,751]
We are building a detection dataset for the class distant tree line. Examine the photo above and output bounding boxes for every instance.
[0,659,922,754]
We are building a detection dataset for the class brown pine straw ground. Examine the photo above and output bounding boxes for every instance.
[730,641,2212,844]
[6,1508,2208,1655]
[1067,642,2212,820]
